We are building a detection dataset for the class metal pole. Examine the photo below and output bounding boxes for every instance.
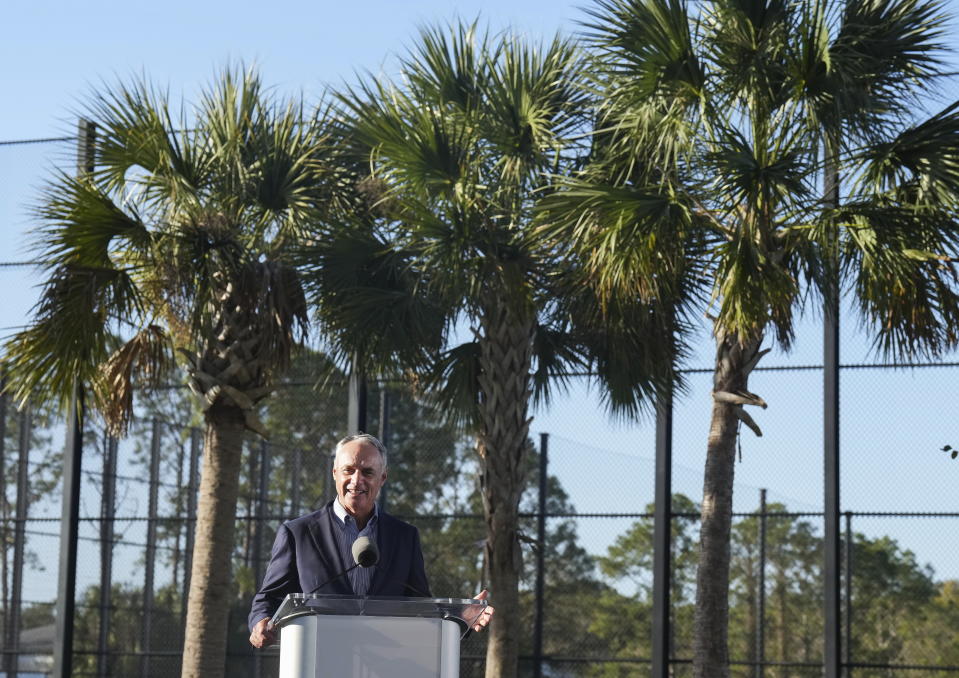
[378,388,391,512]
[97,433,118,678]
[823,150,842,678]
[322,453,334,507]
[844,512,853,678]
[347,357,367,434]
[756,489,767,678]
[141,419,161,678]
[253,440,271,678]
[0,370,11,676]
[10,407,33,678]
[652,387,673,678]
[291,447,302,517]
[532,433,549,678]
[53,386,85,678]
[254,441,270,586]
[53,116,95,678]
[245,440,257,568]
[182,427,201,626]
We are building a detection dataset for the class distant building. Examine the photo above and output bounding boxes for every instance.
[2,623,54,677]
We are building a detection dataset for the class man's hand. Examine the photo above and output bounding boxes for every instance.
[249,617,276,648]
[470,589,495,632]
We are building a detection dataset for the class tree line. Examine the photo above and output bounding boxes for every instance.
[4,382,958,677]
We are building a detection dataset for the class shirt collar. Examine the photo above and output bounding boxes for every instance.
[333,498,378,526]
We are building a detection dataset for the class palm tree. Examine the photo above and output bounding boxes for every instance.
[539,0,959,676]
[2,68,351,678]
[334,23,675,677]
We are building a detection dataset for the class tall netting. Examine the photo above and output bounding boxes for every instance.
[2,136,959,678]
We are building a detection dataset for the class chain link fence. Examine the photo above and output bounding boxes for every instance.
[1,367,958,677]
[2,136,959,677]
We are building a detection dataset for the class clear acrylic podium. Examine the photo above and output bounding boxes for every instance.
[269,594,488,678]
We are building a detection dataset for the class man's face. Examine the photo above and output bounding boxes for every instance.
[333,440,387,521]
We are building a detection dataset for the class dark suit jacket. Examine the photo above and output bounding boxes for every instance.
[248,501,431,630]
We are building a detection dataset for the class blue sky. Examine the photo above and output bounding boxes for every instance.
[5,0,958,141]
[2,0,959,592]
[3,0,577,140]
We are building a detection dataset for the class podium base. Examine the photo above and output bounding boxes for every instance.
[278,615,460,678]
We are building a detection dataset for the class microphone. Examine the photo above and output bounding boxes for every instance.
[352,536,379,568]
[307,536,379,594]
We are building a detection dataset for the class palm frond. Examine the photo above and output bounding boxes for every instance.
[832,0,951,137]
[855,101,959,204]
[706,125,815,222]
[33,172,152,269]
[418,341,483,432]
[402,20,488,112]
[95,324,174,436]
[484,34,590,186]
[528,321,591,407]
[254,260,311,370]
[4,265,137,409]
[583,0,705,103]
[590,91,700,184]
[836,201,959,357]
[537,178,696,301]
[714,236,800,348]
[302,226,447,376]
[702,0,792,112]
[564,282,689,419]
[88,76,206,213]
[787,0,836,135]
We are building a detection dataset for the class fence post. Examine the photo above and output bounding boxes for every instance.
[532,433,549,678]
[0,370,10,676]
[97,433,118,678]
[378,388,391,512]
[10,407,33,677]
[253,440,271,678]
[244,440,257,568]
[254,440,271,585]
[141,419,162,677]
[53,385,85,678]
[824,309,842,678]
[291,447,302,517]
[823,141,842,678]
[756,488,766,678]
[183,426,201,626]
[652,388,673,678]
[53,117,95,678]
[823,281,841,676]
[844,512,853,676]
[347,358,367,434]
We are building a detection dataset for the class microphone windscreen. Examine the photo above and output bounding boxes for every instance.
[352,536,379,568]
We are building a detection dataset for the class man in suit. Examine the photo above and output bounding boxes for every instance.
[249,433,492,647]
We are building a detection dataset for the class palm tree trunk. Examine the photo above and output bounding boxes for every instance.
[693,330,762,678]
[181,403,246,678]
[477,301,534,678]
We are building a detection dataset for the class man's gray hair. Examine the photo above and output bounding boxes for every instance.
[335,433,388,469]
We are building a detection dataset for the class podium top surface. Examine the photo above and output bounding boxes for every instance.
[270,594,488,631]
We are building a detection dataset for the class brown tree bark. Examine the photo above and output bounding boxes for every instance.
[180,404,246,678]
[693,329,763,678]
[477,300,534,678]
[178,262,294,677]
